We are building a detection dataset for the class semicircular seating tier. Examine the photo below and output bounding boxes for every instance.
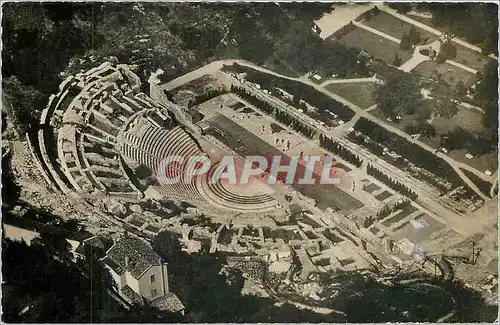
[119,117,277,212]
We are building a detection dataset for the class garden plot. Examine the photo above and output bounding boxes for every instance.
[363,182,381,193]
[431,106,486,134]
[412,60,477,88]
[335,27,413,65]
[325,82,378,108]
[375,190,393,201]
[363,11,437,44]
[453,44,493,71]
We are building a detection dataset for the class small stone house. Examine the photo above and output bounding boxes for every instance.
[101,235,185,315]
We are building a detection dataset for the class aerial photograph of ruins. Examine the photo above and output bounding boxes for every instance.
[1,1,498,323]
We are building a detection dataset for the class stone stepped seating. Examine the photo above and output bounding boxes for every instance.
[90,113,120,137]
[196,167,277,212]
[119,119,278,212]
[85,152,120,168]
[98,177,135,192]
[121,96,146,113]
[87,124,117,143]
[109,96,135,116]
[91,165,123,178]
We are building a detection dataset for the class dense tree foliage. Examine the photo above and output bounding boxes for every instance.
[2,76,46,134]
[437,41,457,63]
[387,3,412,14]
[440,127,494,156]
[231,85,316,138]
[436,98,458,118]
[418,3,498,54]
[476,60,499,145]
[376,74,423,117]
[367,164,418,199]
[319,134,363,167]
[228,65,355,122]
[404,123,437,139]
[354,118,463,187]
[1,151,21,206]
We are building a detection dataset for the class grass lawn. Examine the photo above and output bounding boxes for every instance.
[335,27,413,65]
[375,190,393,201]
[453,44,493,72]
[449,149,498,173]
[431,106,486,134]
[460,168,493,197]
[264,56,302,78]
[324,82,378,108]
[412,60,477,88]
[364,182,381,193]
[363,11,437,44]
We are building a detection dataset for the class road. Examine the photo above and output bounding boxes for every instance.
[445,59,478,74]
[319,75,383,87]
[353,20,401,44]
[353,20,476,75]
[160,59,493,194]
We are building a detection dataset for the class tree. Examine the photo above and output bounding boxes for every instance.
[393,54,402,67]
[440,41,457,60]
[437,98,459,118]
[400,34,412,50]
[476,60,498,143]
[435,52,447,64]
[455,80,467,96]
[376,74,423,117]
[388,3,412,14]
[2,76,46,134]
[408,26,421,45]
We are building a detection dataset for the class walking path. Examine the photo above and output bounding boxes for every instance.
[378,4,498,60]
[353,20,401,44]
[319,75,383,87]
[445,60,478,74]
[313,3,376,40]
[399,40,441,72]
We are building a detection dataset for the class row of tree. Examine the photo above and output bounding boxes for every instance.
[436,41,457,63]
[356,117,462,187]
[440,127,495,156]
[367,164,418,200]
[400,26,423,50]
[237,66,356,121]
[275,109,316,139]
[319,134,363,167]
[231,85,316,139]
[376,199,411,221]
[188,88,228,108]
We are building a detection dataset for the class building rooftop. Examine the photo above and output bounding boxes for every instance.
[105,235,163,279]
[152,292,185,313]
[121,284,144,305]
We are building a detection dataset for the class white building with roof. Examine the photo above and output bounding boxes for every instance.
[101,234,185,315]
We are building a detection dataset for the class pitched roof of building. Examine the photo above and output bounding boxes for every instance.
[121,285,144,306]
[152,292,185,313]
[76,235,114,256]
[104,235,162,279]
